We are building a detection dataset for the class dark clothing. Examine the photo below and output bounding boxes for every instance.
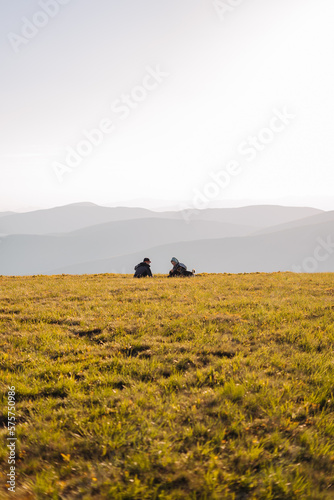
[169,262,193,277]
[134,262,152,278]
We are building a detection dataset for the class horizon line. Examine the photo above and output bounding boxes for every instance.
[1,201,332,215]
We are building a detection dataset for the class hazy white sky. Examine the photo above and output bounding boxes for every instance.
[1,0,334,211]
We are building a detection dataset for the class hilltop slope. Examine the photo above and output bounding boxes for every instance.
[0,273,333,499]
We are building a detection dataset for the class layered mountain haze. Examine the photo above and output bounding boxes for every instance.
[0,218,255,275]
[54,218,334,275]
[0,203,321,236]
[0,203,167,235]
[181,206,322,228]
[252,210,334,235]
[0,204,332,276]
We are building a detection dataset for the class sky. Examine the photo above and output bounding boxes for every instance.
[1,0,334,212]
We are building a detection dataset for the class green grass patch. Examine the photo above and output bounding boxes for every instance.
[0,273,333,499]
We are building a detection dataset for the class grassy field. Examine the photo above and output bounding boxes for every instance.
[0,273,333,499]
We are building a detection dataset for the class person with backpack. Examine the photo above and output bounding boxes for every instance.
[168,257,195,277]
[133,258,153,278]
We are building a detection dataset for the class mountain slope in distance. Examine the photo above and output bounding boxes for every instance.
[0,204,322,235]
[53,220,334,275]
[0,218,256,276]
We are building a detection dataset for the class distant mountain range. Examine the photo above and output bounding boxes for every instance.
[0,203,332,275]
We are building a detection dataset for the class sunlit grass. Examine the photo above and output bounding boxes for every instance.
[0,273,333,499]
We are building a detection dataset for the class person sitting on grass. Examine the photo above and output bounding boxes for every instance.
[133,258,153,278]
[168,257,195,277]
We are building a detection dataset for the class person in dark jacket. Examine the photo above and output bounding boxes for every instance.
[168,257,195,277]
[134,258,153,278]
